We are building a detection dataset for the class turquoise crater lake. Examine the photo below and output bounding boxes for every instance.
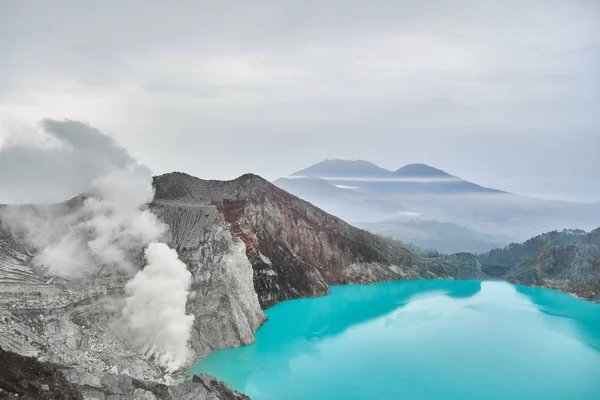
[188,281,600,400]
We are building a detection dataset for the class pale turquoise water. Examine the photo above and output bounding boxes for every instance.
[188,280,600,400]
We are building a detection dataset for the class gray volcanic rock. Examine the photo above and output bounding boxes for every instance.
[152,172,484,308]
[0,346,83,400]
[508,227,600,301]
[63,370,249,400]
[0,203,255,397]
[150,202,265,358]
[0,171,487,400]
[0,345,248,400]
[169,374,250,400]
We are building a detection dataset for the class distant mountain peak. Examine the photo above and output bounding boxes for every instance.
[323,158,374,164]
[288,159,504,194]
[292,159,392,177]
[394,163,454,178]
[292,159,457,179]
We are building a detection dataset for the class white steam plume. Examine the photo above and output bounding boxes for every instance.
[14,170,165,277]
[122,243,194,372]
[0,119,194,372]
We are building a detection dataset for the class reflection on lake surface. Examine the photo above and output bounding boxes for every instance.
[188,280,600,400]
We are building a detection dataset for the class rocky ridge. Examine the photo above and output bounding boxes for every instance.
[0,171,486,399]
[478,229,587,277]
[153,172,486,307]
[508,227,600,301]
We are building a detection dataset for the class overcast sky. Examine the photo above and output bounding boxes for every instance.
[0,0,599,202]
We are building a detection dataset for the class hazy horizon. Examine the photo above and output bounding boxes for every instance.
[277,159,600,204]
[1,1,599,202]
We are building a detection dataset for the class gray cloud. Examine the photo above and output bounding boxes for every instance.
[0,0,598,202]
[0,119,149,203]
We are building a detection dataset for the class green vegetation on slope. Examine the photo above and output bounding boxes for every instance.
[380,235,443,258]
[477,229,586,277]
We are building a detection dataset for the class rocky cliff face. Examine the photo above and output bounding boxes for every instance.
[0,171,486,399]
[150,203,265,358]
[153,172,485,308]
[0,201,260,398]
[508,228,600,301]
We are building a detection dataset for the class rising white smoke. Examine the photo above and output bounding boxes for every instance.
[16,170,165,277]
[122,242,194,372]
[0,119,194,372]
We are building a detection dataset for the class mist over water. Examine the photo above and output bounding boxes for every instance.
[189,281,600,400]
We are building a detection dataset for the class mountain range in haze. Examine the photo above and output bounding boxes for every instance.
[276,159,600,253]
[0,169,487,397]
[290,159,504,194]
[3,165,598,398]
[294,159,458,178]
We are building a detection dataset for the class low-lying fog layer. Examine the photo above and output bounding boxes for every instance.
[275,176,600,253]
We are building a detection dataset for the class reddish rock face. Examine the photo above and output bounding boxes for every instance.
[153,172,484,308]
[217,199,259,253]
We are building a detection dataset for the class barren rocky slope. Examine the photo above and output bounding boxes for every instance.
[0,171,486,399]
[508,228,600,301]
[153,172,486,308]
[0,345,82,400]
[0,345,248,400]
[149,202,265,358]
[0,171,597,399]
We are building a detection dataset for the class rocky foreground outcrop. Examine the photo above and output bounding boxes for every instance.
[0,345,82,400]
[0,171,486,399]
[64,370,249,400]
[0,346,248,400]
[508,227,600,301]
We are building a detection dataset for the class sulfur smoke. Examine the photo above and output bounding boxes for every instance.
[122,243,194,372]
[5,170,164,278]
[0,119,194,372]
